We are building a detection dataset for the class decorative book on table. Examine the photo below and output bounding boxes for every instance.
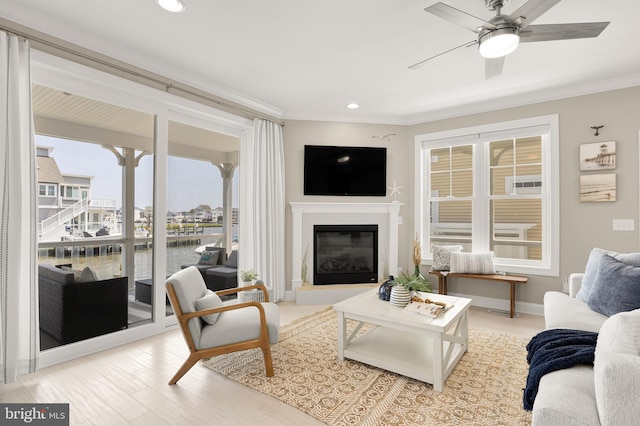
[404,300,452,318]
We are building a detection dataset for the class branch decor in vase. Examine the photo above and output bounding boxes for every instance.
[413,233,426,280]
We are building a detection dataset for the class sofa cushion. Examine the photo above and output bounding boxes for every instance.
[195,290,224,324]
[532,365,600,426]
[593,352,640,426]
[596,309,640,357]
[594,310,640,426]
[431,245,463,271]
[587,254,640,316]
[577,248,640,302]
[543,291,607,332]
[449,251,496,274]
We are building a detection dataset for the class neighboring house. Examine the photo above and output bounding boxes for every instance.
[166,210,178,223]
[36,146,65,224]
[210,207,223,223]
[191,204,212,222]
[36,146,118,241]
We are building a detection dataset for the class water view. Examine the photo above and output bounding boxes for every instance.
[38,225,237,282]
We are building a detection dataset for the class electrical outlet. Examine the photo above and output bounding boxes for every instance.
[613,219,635,231]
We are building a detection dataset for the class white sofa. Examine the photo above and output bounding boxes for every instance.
[534,273,640,425]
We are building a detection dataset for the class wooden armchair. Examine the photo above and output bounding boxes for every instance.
[165,266,279,385]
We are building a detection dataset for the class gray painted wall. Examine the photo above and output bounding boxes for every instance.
[283,86,640,307]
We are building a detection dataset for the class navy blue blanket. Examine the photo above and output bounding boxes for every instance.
[523,328,598,410]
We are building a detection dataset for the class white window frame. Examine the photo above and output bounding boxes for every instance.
[39,183,56,197]
[414,115,559,277]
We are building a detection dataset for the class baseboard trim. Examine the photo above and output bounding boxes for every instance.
[285,287,544,315]
[447,291,544,316]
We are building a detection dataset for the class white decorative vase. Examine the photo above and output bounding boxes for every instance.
[389,286,411,307]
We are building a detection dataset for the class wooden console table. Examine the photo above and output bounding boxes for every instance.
[428,270,528,318]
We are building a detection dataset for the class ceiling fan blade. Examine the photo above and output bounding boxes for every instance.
[409,40,477,70]
[520,22,610,42]
[485,56,505,79]
[425,2,495,33]
[508,0,561,29]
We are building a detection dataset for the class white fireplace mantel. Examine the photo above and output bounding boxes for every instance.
[290,202,403,296]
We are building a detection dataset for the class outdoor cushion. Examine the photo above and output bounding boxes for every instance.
[61,265,98,283]
[198,250,220,265]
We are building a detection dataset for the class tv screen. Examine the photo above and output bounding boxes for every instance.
[304,145,387,196]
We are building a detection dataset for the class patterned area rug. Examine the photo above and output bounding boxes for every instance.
[203,308,532,425]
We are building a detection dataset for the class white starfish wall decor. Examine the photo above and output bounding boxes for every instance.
[389,181,403,202]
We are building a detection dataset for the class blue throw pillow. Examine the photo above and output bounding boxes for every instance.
[587,254,640,316]
[577,248,640,302]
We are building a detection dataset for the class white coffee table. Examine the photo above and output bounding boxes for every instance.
[333,289,471,392]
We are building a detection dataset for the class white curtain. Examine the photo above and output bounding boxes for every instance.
[0,31,39,383]
[240,119,286,301]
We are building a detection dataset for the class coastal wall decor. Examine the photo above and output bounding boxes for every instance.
[580,141,616,171]
[580,173,616,202]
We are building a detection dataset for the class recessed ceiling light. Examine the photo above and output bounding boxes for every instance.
[346,103,359,109]
[157,0,186,13]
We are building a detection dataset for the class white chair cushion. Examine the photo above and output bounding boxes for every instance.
[199,302,279,350]
[166,266,209,344]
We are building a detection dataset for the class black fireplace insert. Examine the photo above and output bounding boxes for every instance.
[313,224,378,284]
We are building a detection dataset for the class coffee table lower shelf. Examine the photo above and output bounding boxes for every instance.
[340,325,465,391]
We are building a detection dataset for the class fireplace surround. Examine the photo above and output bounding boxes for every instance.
[290,202,402,303]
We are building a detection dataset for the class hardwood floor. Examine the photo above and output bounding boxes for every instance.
[1,302,544,425]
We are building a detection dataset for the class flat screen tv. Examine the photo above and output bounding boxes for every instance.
[304,145,387,196]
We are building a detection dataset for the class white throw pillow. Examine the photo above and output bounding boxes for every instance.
[195,290,224,324]
[431,245,463,271]
[449,252,496,274]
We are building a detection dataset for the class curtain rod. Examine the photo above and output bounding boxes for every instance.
[0,22,285,126]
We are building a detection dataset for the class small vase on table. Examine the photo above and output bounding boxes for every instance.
[390,285,411,307]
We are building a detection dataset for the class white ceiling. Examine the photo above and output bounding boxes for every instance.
[2,0,640,124]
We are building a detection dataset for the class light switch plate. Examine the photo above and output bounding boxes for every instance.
[613,219,635,231]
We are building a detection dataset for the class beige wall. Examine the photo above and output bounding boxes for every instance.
[284,85,640,306]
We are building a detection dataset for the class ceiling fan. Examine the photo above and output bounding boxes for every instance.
[409,0,610,78]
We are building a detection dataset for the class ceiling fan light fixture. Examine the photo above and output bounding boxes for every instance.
[157,0,186,13]
[478,27,519,58]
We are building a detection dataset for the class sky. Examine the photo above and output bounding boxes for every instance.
[37,135,239,211]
